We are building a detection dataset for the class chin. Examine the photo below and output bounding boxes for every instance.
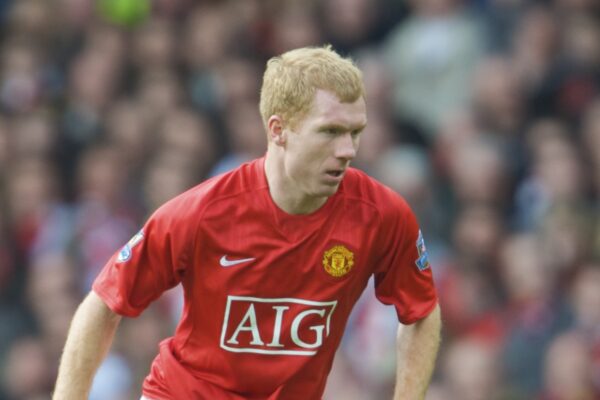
[316,184,340,197]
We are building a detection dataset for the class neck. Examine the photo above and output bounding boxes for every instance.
[264,149,328,215]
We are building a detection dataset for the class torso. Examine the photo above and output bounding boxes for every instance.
[170,159,383,397]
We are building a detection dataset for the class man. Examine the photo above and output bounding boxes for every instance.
[53,46,441,400]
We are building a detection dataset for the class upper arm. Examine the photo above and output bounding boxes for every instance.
[63,290,122,352]
[397,303,441,339]
[84,290,122,325]
[412,302,441,328]
[374,195,438,324]
[92,196,197,317]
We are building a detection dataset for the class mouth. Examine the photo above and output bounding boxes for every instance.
[325,169,345,181]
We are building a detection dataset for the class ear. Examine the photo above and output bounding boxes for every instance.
[267,115,286,147]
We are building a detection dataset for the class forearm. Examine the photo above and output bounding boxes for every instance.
[53,291,122,400]
[393,304,441,400]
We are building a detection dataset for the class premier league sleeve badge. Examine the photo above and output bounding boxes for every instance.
[117,229,145,263]
[415,230,431,271]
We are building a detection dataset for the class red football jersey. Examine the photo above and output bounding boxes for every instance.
[93,157,437,399]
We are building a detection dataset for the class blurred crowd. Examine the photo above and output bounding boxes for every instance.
[0,0,599,399]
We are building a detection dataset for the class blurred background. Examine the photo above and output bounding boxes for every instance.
[0,0,599,399]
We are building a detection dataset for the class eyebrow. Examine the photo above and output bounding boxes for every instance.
[317,123,366,133]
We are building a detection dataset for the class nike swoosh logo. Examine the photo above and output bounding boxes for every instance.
[220,255,256,267]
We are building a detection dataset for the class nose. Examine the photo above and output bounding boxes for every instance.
[334,132,358,161]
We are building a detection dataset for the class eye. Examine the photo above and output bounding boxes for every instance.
[351,129,362,138]
[321,127,338,135]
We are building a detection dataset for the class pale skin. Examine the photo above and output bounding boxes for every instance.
[54,89,441,399]
[394,304,441,399]
[53,291,121,400]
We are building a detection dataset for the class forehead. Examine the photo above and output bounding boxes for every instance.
[304,89,367,128]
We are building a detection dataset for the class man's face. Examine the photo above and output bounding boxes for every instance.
[282,89,367,200]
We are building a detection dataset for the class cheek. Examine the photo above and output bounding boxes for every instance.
[306,144,333,169]
[289,148,319,174]
[291,138,328,163]
[353,137,361,151]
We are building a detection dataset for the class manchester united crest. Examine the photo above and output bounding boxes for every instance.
[323,245,354,277]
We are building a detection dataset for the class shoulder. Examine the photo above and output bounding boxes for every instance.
[342,167,413,218]
[343,169,422,255]
[152,158,264,223]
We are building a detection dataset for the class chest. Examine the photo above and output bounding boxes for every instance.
[178,202,383,358]
[192,203,380,300]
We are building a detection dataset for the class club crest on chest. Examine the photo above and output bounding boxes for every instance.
[322,245,354,278]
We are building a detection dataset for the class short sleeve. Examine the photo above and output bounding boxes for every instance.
[373,195,438,324]
[92,198,194,317]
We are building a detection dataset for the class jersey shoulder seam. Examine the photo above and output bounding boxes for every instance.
[197,184,268,221]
